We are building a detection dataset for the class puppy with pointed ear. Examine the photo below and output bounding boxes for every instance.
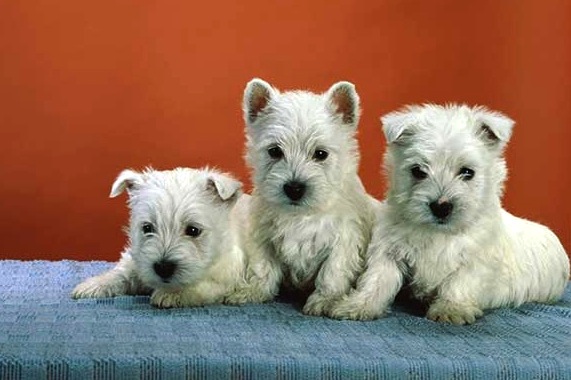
[72,167,253,309]
[227,78,379,317]
[331,104,569,323]
[243,78,279,126]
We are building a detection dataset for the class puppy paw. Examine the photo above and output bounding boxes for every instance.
[329,297,385,321]
[302,292,340,316]
[224,285,274,305]
[71,277,123,299]
[150,289,183,308]
[427,300,483,325]
[151,288,214,308]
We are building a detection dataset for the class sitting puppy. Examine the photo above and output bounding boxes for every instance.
[331,104,569,323]
[225,78,378,316]
[72,167,250,308]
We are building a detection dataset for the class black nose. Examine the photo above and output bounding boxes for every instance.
[429,201,454,220]
[283,181,306,201]
[153,260,176,280]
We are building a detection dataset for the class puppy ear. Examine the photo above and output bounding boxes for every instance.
[381,108,417,144]
[207,172,243,203]
[475,108,514,148]
[243,78,277,125]
[109,169,143,198]
[326,81,360,127]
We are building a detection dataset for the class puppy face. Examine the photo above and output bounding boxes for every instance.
[110,167,241,289]
[243,78,360,212]
[381,104,514,232]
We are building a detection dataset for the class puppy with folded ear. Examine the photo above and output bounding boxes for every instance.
[331,104,569,324]
[72,167,251,308]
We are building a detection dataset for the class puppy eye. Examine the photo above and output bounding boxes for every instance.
[312,149,329,161]
[267,146,284,160]
[458,167,475,181]
[142,222,155,235]
[410,165,428,180]
[185,225,202,238]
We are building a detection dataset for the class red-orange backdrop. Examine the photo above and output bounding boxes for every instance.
[0,1,569,261]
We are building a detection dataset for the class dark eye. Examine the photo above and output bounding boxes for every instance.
[267,146,284,159]
[410,165,428,180]
[313,149,329,161]
[142,222,155,235]
[458,167,475,181]
[185,225,202,237]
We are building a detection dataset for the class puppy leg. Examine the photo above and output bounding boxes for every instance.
[302,232,365,316]
[71,251,142,299]
[426,272,484,325]
[224,243,282,305]
[330,252,403,320]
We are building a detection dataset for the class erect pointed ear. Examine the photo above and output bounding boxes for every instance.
[326,81,360,127]
[243,78,278,125]
[206,172,243,203]
[474,107,514,149]
[380,107,417,144]
[109,169,144,198]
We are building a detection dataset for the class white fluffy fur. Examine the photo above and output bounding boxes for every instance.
[72,167,252,308]
[225,78,378,316]
[331,104,570,323]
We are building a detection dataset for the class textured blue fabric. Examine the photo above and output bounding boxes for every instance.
[0,260,570,380]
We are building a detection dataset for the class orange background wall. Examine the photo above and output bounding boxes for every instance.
[0,1,569,261]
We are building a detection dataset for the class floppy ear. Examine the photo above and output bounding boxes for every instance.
[326,81,360,128]
[206,172,243,202]
[109,169,143,198]
[475,108,514,149]
[381,108,417,144]
[243,78,278,125]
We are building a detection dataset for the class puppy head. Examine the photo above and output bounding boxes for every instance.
[243,78,361,212]
[381,104,514,232]
[110,167,242,289]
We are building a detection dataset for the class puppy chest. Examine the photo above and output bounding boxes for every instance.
[407,244,463,295]
[274,226,334,287]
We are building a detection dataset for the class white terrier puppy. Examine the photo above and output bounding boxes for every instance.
[72,167,250,308]
[225,78,378,316]
[331,104,569,323]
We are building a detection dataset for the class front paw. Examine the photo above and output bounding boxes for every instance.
[224,284,275,305]
[302,292,340,316]
[150,289,183,309]
[329,296,385,321]
[427,300,483,325]
[71,277,122,299]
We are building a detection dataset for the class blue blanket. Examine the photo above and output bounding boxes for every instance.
[0,260,570,379]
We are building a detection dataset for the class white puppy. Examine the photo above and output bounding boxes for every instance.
[331,104,569,323]
[225,78,378,316]
[72,167,250,308]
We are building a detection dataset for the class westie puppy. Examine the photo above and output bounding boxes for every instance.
[72,167,250,308]
[225,78,378,316]
[331,104,569,323]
